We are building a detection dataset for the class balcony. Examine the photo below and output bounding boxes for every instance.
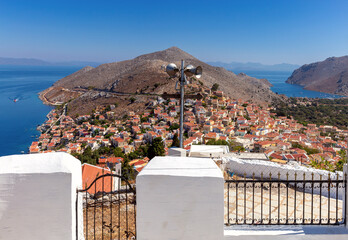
[0,152,347,240]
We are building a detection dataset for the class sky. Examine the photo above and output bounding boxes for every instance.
[0,0,348,65]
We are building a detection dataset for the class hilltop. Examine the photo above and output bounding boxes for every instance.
[286,56,348,96]
[40,47,283,116]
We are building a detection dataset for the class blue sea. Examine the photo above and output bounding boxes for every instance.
[0,65,81,156]
[0,67,344,157]
[234,70,344,98]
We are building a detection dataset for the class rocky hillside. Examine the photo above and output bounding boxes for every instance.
[40,47,283,116]
[286,56,348,96]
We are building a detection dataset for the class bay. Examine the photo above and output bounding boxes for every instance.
[0,65,81,156]
[234,70,344,99]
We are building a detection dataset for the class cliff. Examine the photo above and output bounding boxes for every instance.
[286,56,348,96]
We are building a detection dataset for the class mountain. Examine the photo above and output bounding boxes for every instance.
[207,61,299,72]
[40,47,284,116]
[0,57,49,66]
[0,57,101,67]
[286,56,348,96]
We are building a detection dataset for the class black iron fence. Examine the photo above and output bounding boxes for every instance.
[225,173,347,225]
[76,174,136,240]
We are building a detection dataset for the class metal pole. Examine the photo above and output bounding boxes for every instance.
[179,59,185,148]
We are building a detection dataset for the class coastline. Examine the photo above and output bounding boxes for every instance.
[236,70,346,99]
[38,86,80,106]
[38,88,54,105]
[0,65,82,157]
[280,82,346,98]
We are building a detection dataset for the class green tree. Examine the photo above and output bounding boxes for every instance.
[169,123,180,131]
[211,83,219,91]
[122,158,135,180]
[206,139,229,146]
[338,149,347,162]
[172,133,180,147]
[105,105,111,111]
[141,116,148,123]
[74,146,100,165]
[104,132,114,139]
[148,137,165,159]
[114,147,125,158]
[97,146,112,155]
[73,129,79,137]
[336,159,345,171]
[336,149,347,171]
[233,145,246,152]
[291,142,319,155]
[130,97,136,103]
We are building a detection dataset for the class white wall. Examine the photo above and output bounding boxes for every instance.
[189,145,229,158]
[168,147,186,157]
[344,164,348,229]
[136,156,224,240]
[0,152,82,240]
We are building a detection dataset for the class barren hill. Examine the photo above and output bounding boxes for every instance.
[40,47,282,116]
[286,56,348,96]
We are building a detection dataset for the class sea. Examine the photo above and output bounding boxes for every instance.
[0,67,344,157]
[0,65,81,156]
[234,70,344,99]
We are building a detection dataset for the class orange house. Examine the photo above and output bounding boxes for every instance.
[81,164,120,195]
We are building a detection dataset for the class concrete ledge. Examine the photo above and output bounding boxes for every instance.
[224,225,348,240]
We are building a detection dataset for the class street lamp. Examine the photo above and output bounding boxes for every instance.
[165,60,202,148]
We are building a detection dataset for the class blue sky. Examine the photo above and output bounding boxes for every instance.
[0,0,347,65]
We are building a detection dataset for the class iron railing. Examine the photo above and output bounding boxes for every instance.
[225,173,347,225]
[76,174,136,240]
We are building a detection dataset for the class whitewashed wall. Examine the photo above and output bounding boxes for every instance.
[344,164,348,229]
[137,156,224,240]
[0,152,83,240]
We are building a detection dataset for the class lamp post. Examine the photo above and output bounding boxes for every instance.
[165,60,202,148]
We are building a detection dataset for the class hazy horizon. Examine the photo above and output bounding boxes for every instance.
[0,54,303,67]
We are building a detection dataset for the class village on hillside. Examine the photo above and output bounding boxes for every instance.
[29,80,348,182]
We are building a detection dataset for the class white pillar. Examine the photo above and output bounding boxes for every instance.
[344,164,348,229]
[0,152,83,240]
[136,156,224,240]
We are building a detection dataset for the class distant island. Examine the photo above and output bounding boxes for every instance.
[286,56,348,97]
[207,61,299,72]
[0,57,101,67]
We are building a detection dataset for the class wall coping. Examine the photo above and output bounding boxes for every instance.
[0,152,81,175]
[138,156,223,178]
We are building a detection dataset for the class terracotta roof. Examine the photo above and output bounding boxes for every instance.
[99,157,123,164]
[81,164,113,194]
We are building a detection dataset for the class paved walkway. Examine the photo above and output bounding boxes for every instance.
[224,182,344,224]
[224,225,348,240]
